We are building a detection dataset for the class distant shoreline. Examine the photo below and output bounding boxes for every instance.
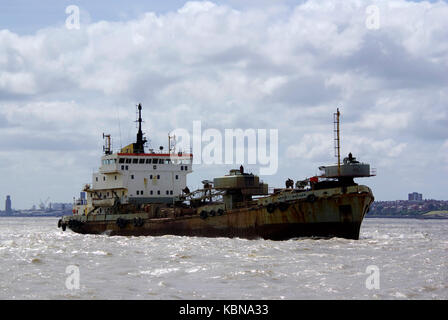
[366,215,448,220]
[0,215,62,218]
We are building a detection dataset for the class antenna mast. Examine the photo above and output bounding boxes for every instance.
[168,133,177,153]
[103,133,112,155]
[134,103,147,154]
[334,108,341,176]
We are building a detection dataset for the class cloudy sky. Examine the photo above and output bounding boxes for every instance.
[0,0,447,209]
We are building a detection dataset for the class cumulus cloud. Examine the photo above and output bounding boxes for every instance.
[287,133,333,162]
[0,0,447,208]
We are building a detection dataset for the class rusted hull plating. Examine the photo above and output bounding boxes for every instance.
[62,188,374,240]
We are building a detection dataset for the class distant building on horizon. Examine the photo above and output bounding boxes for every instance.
[51,202,73,211]
[408,192,423,201]
[5,195,12,214]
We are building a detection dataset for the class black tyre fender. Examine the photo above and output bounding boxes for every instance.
[116,218,128,228]
[137,217,144,227]
[68,219,83,230]
[200,211,208,219]
[209,210,216,217]
[217,209,224,216]
[58,219,62,228]
[61,224,66,231]
[278,202,290,211]
[267,203,276,214]
[154,207,160,218]
[307,194,317,202]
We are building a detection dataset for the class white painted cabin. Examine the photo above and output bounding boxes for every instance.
[74,152,193,216]
[73,103,193,216]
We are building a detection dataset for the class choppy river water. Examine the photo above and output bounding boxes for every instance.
[0,217,446,299]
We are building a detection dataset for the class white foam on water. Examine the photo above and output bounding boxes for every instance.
[0,217,447,299]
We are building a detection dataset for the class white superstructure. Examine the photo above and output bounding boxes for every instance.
[73,104,193,216]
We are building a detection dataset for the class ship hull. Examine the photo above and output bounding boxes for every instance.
[61,186,374,240]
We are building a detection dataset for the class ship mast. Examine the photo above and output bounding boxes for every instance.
[334,108,341,176]
[134,103,147,154]
[103,133,112,155]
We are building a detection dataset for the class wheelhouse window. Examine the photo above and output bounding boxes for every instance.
[119,158,125,164]
[125,158,132,164]
[139,159,145,164]
[133,159,138,164]
[146,159,151,164]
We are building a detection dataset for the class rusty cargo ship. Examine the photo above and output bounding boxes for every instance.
[59,105,375,240]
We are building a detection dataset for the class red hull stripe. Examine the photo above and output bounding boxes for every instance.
[117,153,193,157]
